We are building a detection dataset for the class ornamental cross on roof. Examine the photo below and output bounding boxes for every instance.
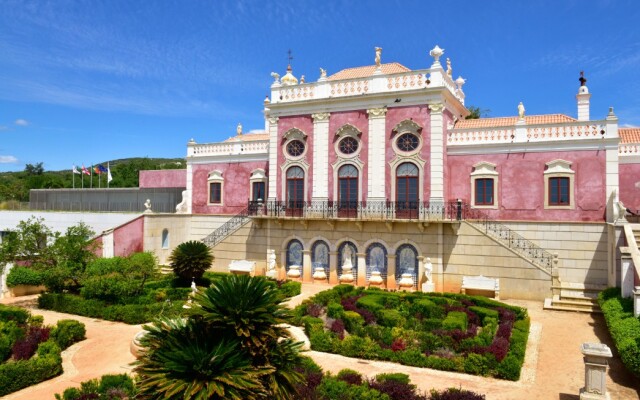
[287,49,294,67]
[579,71,587,86]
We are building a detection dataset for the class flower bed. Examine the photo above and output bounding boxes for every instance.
[293,285,529,380]
[0,304,85,396]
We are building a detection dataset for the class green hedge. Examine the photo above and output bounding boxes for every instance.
[0,340,62,396]
[442,311,468,331]
[598,287,640,377]
[51,320,86,349]
[0,304,30,324]
[6,267,43,287]
[55,373,136,400]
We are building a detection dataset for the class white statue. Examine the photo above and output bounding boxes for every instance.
[300,75,305,84]
[342,246,353,269]
[236,123,242,136]
[518,102,525,119]
[375,47,382,67]
[176,190,190,214]
[270,72,280,83]
[191,279,197,294]
[143,199,152,213]
[268,249,276,271]
[319,68,327,78]
[446,58,452,77]
[425,257,433,282]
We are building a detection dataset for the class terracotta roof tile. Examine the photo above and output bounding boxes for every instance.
[620,127,640,143]
[454,114,578,129]
[223,131,269,142]
[328,62,411,81]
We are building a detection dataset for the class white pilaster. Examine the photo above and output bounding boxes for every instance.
[605,110,619,222]
[267,116,279,201]
[312,113,330,201]
[367,108,387,201]
[429,103,445,204]
[185,162,193,213]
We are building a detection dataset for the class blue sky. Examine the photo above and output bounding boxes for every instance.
[1,0,639,172]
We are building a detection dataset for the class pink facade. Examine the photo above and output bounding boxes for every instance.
[620,163,640,212]
[328,110,369,201]
[447,150,606,221]
[191,161,268,214]
[139,169,186,188]
[277,115,314,201]
[385,106,432,201]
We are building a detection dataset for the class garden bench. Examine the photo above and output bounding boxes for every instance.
[461,275,500,299]
[228,260,256,276]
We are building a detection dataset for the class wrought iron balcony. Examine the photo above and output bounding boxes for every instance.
[247,200,462,222]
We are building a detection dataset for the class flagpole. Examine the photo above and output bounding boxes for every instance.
[90,165,93,189]
[107,162,111,188]
[72,166,75,189]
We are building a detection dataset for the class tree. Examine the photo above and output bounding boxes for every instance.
[466,106,491,120]
[24,162,44,175]
[168,241,213,281]
[0,217,54,269]
[134,275,304,400]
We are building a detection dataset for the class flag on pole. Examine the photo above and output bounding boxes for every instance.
[94,166,102,175]
[107,163,113,183]
[72,165,81,174]
[98,165,108,173]
[81,165,90,175]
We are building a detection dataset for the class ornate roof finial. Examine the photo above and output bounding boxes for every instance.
[579,71,587,87]
[429,45,444,66]
[319,68,327,79]
[236,123,243,136]
[446,58,452,77]
[300,75,305,84]
[287,49,294,68]
[375,47,382,68]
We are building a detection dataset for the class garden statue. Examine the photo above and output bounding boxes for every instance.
[236,123,242,136]
[518,102,525,119]
[266,249,277,278]
[425,257,433,282]
[375,47,382,67]
[319,68,327,79]
[339,246,355,283]
[143,199,152,213]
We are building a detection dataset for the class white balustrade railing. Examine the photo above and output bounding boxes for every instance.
[188,140,269,157]
[619,143,640,156]
[330,79,370,96]
[448,122,609,145]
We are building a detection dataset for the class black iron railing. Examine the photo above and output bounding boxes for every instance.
[248,200,461,221]
[202,205,252,247]
[460,204,554,273]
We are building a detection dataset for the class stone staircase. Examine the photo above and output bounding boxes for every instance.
[201,205,252,248]
[544,282,604,313]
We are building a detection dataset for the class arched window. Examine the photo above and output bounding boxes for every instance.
[337,241,358,281]
[286,166,304,215]
[286,239,303,273]
[161,229,169,249]
[366,243,387,282]
[311,241,330,277]
[338,164,358,217]
[396,162,419,218]
[396,244,418,288]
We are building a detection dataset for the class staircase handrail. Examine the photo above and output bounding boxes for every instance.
[201,204,252,247]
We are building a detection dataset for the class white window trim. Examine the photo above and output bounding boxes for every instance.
[161,229,169,249]
[470,162,499,209]
[249,168,267,202]
[391,119,424,157]
[388,156,426,203]
[282,128,308,161]
[544,159,575,210]
[207,170,224,205]
[281,161,310,202]
[331,157,365,202]
[334,124,363,159]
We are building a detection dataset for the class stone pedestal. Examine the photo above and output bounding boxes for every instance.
[339,265,354,283]
[421,282,435,293]
[369,270,383,286]
[398,273,414,290]
[312,267,327,282]
[287,265,301,279]
[580,343,612,400]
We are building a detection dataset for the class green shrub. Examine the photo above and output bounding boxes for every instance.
[29,315,44,327]
[0,304,30,324]
[496,354,522,380]
[0,339,62,396]
[301,316,324,336]
[0,320,24,362]
[327,301,345,319]
[278,280,301,298]
[469,306,499,324]
[309,329,337,352]
[374,372,410,385]
[316,376,390,400]
[464,352,494,376]
[339,335,380,359]
[411,298,443,319]
[55,373,136,400]
[168,240,214,280]
[442,311,468,331]
[356,295,385,312]
[333,284,356,297]
[6,267,43,287]
[51,319,86,349]
[81,275,139,302]
[343,310,364,332]
[598,287,640,377]
[377,309,404,327]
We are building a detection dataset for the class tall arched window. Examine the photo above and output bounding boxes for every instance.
[338,164,358,217]
[396,162,419,218]
[286,166,304,216]
[286,239,303,274]
[396,244,418,288]
[366,243,387,283]
[311,241,330,277]
[337,241,357,281]
[161,229,169,249]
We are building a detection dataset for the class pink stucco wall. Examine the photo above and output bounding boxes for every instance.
[191,161,268,214]
[447,150,607,221]
[277,115,314,201]
[385,105,431,200]
[139,169,187,188]
[328,110,369,201]
[620,163,640,212]
[92,235,103,257]
[113,216,144,257]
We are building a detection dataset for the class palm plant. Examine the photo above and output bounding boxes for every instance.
[134,318,272,400]
[168,240,213,280]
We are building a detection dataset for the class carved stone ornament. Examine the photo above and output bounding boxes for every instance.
[367,108,387,118]
[312,113,330,122]
[268,116,279,126]
[282,127,307,141]
[429,45,444,63]
[428,103,444,114]
[392,119,423,135]
[335,123,362,138]
[270,72,280,83]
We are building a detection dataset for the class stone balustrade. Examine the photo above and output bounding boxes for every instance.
[619,142,640,157]
[187,139,269,157]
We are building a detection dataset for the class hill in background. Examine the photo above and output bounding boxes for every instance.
[0,158,185,202]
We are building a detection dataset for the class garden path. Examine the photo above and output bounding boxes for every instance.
[1,285,639,399]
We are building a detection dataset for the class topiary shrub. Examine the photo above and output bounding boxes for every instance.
[442,311,468,331]
[55,373,136,400]
[429,387,486,399]
[6,267,43,287]
[342,310,364,333]
[0,304,30,324]
[327,301,345,319]
[374,373,410,385]
[377,309,404,327]
[356,295,386,313]
[168,240,214,280]
[336,368,363,385]
[50,319,86,349]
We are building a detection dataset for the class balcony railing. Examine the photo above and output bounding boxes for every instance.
[247,200,462,221]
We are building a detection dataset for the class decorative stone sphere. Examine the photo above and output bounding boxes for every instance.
[398,273,414,289]
[287,265,301,279]
[369,270,383,286]
[312,267,327,281]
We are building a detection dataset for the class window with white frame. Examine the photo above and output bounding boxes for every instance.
[249,169,267,202]
[470,162,499,209]
[544,159,575,209]
[207,170,224,205]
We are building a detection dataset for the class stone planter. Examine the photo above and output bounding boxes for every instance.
[7,285,46,298]
[369,270,383,286]
[398,273,414,290]
[339,265,354,283]
[287,265,301,279]
[312,267,327,281]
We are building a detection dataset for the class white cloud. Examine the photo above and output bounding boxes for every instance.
[0,126,8,131]
[14,119,29,126]
[0,156,18,163]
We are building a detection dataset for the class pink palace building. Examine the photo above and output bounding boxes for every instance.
[123,46,640,308]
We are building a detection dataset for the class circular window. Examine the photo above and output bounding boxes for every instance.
[286,140,305,157]
[338,137,359,155]
[396,133,419,152]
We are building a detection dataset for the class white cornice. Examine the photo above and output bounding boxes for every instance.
[187,154,268,165]
[447,138,620,155]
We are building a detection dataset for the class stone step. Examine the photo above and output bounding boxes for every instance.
[559,294,599,305]
[543,297,602,314]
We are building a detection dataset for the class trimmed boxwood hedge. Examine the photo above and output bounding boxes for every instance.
[598,287,640,377]
[6,267,43,287]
